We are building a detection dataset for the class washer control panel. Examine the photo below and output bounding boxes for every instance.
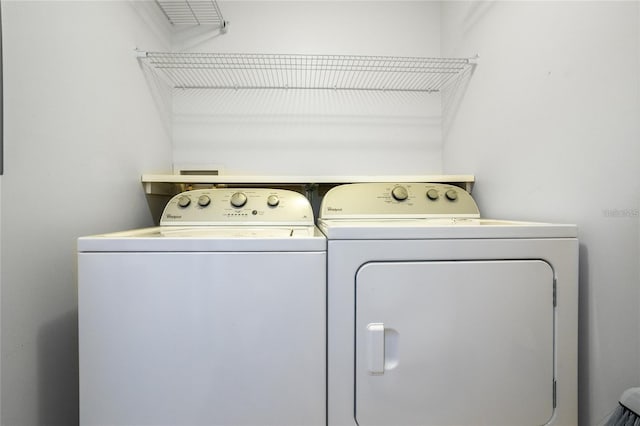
[161,188,314,226]
[319,183,480,219]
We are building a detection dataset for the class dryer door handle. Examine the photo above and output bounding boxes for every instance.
[366,323,385,375]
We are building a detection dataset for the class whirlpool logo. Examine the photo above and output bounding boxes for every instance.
[166,214,182,219]
[327,207,343,212]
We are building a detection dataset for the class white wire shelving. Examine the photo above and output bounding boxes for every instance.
[155,0,227,28]
[138,51,475,92]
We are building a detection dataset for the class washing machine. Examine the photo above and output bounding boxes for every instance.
[78,188,326,426]
[318,182,578,426]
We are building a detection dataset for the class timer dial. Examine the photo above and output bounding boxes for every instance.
[391,186,409,201]
[230,192,248,208]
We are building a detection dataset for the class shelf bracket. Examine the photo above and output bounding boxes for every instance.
[155,0,228,31]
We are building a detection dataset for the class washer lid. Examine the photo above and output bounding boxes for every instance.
[318,218,578,239]
[78,226,326,252]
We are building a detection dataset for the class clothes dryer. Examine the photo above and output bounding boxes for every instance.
[318,182,578,426]
[78,188,326,426]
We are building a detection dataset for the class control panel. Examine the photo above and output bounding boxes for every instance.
[319,183,480,219]
[160,188,314,226]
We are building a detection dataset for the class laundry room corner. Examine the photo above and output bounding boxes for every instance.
[440,2,640,425]
[0,0,637,425]
[0,1,172,425]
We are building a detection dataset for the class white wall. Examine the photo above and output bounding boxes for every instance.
[441,2,640,425]
[1,1,172,424]
[171,1,445,176]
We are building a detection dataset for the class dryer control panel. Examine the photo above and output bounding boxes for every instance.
[319,183,480,219]
[161,188,314,226]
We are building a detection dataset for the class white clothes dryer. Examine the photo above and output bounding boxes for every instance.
[78,188,326,426]
[318,182,578,426]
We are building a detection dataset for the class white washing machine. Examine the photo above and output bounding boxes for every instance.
[318,182,578,426]
[78,188,326,426]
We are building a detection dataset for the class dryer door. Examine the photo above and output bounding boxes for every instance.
[355,260,554,426]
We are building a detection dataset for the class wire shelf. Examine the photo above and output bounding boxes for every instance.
[155,0,226,27]
[139,52,474,92]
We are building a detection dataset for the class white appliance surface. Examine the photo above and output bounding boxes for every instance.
[78,225,325,251]
[318,218,577,239]
[78,188,326,426]
[318,182,578,426]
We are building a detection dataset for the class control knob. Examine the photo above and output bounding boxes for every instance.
[230,192,248,208]
[267,195,280,207]
[445,189,458,201]
[391,186,408,201]
[197,195,211,207]
[426,189,439,201]
[177,195,191,208]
